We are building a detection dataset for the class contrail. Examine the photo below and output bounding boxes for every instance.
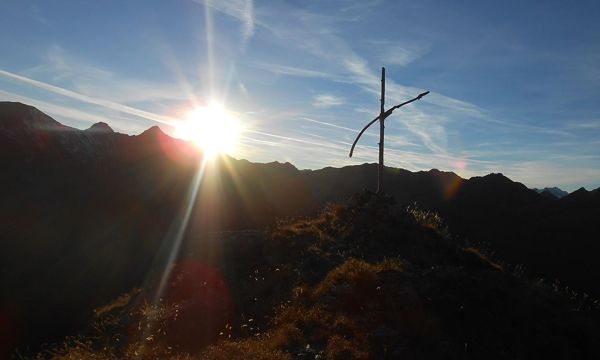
[0,68,176,126]
[244,128,349,152]
[299,116,358,132]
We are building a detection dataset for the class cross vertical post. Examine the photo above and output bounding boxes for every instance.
[378,67,385,194]
[348,67,429,194]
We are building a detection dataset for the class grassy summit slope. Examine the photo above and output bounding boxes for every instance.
[39,192,600,359]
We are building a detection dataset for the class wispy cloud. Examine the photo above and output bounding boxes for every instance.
[227,3,595,189]
[254,63,341,81]
[238,82,249,99]
[246,6,480,160]
[22,46,191,105]
[195,0,254,41]
[23,45,111,82]
[381,45,425,66]
[364,39,429,67]
[568,120,600,129]
[312,94,345,108]
[395,110,448,155]
[340,0,382,14]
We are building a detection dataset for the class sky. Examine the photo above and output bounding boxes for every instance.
[1,0,599,191]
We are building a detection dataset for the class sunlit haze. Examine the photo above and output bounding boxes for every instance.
[1,1,599,191]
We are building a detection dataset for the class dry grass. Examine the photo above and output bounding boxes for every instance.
[407,205,447,236]
[264,324,304,349]
[313,258,403,299]
[199,339,291,360]
[34,338,117,360]
[325,335,369,360]
[93,290,139,318]
[464,246,504,271]
[273,305,331,342]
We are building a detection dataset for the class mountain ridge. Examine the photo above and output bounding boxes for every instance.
[1,102,600,356]
[4,101,594,192]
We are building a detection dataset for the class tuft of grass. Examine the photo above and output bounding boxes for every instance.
[407,205,448,236]
[93,289,139,318]
[264,324,304,350]
[273,305,331,342]
[313,258,402,299]
[199,339,291,360]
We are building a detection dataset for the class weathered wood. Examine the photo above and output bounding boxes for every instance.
[378,67,385,193]
[348,67,429,194]
[348,91,430,158]
[349,115,380,158]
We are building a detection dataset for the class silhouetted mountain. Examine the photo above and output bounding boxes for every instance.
[0,101,69,133]
[1,102,600,357]
[533,186,568,198]
[563,187,590,201]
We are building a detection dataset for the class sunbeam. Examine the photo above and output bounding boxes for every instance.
[153,156,208,305]
[204,0,215,97]
[132,155,210,354]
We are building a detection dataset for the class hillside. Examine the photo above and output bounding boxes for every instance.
[35,192,600,359]
[1,102,600,356]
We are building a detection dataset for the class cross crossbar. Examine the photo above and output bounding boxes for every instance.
[348,90,429,158]
[348,66,429,193]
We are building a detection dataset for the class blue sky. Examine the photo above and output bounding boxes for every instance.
[1,0,599,191]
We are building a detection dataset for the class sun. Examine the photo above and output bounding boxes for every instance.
[174,102,242,158]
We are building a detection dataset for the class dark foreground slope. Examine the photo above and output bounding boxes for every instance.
[38,192,600,359]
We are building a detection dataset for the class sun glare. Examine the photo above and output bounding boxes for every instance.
[175,102,242,158]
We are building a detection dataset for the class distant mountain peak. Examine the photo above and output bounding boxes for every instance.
[0,101,65,132]
[266,160,298,170]
[86,122,114,133]
[427,168,460,178]
[539,189,559,199]
[532,187,568,199]
[139,125,166,137]
[0,101,37,113]
[0,101,64,128]
[484,172,506,179]
[475,172,512,185]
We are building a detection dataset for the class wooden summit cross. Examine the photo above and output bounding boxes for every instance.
[349,67,429,194]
